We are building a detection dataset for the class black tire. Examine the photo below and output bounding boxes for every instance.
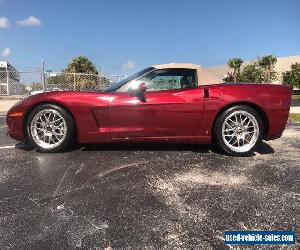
[213,105,263,156]
[26,104,76,152]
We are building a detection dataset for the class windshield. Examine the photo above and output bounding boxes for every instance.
[103,67,155,92]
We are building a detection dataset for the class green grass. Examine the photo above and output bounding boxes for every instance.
[288,113,300,123]
[292,94,300,100]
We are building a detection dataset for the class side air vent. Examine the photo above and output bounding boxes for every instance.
[203,89,209,98]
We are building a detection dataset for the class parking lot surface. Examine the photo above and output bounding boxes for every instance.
[0,114,299,249]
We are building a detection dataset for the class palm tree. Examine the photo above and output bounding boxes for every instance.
[258,55,277,82]
[64,56,99,90]
[228,58,243,82]
[65,56,98,74]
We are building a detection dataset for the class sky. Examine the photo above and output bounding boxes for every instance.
[0,0,300,76]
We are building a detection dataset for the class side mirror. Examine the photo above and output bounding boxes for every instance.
[128,82,147,102]
[139,83,147,92]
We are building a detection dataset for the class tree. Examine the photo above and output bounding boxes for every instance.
[223,74,234,83]
[224,54,278,83]
[224,58,243,82]
[258,55,278,82]
[65,56,98,74]
[63,56,98,90]
[282,62,300,89]
[240,63,263,83]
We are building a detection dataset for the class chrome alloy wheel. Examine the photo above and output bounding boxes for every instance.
[30,109,67,149]
[221,111,259,153]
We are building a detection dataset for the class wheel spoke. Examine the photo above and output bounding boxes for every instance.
[53,117,62,123]
[226,123,234,129]
[242,116,248,125]
[228,118,236,125]
[49,136,56,144]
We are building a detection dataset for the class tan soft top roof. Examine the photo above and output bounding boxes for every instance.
[152,63,222,85]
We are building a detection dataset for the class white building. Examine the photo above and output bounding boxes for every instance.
[206,55,300,84]
[0,61,21,95]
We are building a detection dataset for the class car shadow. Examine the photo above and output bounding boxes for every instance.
[81,141,275,156]
[15,140,275,156]
[81,143,211,153]
[15,141,35,151]
[253,141,275,155]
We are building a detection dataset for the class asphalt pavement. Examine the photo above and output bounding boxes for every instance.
[0,114,299,249]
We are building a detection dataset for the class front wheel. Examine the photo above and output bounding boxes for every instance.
[26,104,76,152]
[213,105,263,156]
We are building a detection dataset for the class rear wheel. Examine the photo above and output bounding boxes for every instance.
[213,105,263,156]
[26,104,76,152]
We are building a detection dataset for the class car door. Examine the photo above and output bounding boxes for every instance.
[108,68,205,138]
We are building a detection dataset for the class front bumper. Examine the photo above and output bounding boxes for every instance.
[6,105,27,141]
[6,116,25,141]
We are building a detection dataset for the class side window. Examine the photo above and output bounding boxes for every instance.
[117,68,197,92]
[147,74,181,91]
[144,69,197,91]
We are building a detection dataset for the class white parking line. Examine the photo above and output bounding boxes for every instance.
[0,145,15,149]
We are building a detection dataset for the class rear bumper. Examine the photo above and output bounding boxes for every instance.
[265,108,289,141]
[265,131,283,141]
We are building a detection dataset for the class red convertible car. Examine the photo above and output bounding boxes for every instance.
[6,63,291,156]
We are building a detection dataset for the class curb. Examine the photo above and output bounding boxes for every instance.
[0,96,26,100]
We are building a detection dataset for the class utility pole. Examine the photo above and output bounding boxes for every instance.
[73,67,76,91]
[41,60,45,92]
[6,65,10,96]
[99,66,103,87]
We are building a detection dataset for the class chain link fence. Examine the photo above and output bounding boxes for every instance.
[45,72,110,92]
[0,68,119,98]
[0,70,42,97]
